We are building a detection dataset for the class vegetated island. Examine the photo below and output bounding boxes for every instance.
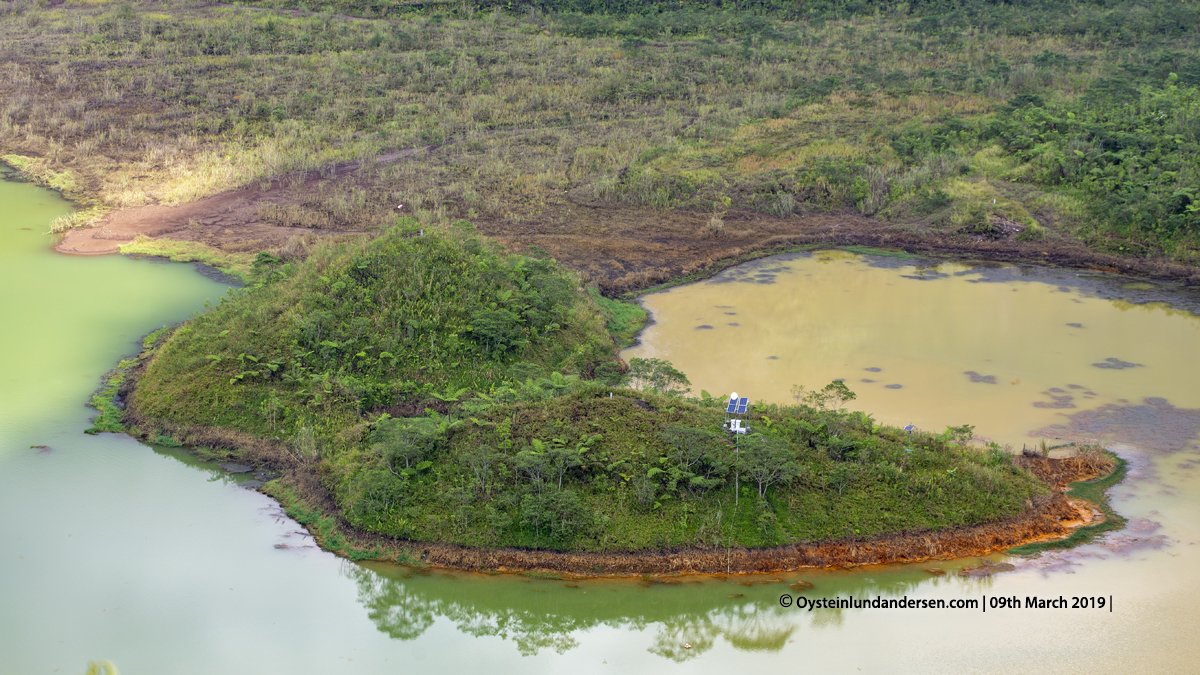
[114,221,1117,574]
[6,0,1198,293]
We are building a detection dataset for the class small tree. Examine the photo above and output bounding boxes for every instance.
[792,380,857,411]
[520,490,589,540]
[626,357,691,396]
[829,463,858,495]
[547,490,590,539]
[514,446,550,491]
[443,486,474,532]
[546,443,587,490]
[942,424,975,445]
[467,307,527,354]
[659,425,729,496]
[461,445,501,493]
[372,417,443,475]
[741,435,802,498]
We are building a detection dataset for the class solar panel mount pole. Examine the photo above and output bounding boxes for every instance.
[734,432,739,507]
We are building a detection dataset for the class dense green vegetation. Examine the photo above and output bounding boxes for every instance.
[132,223,1050,552]
[983,82,1199,253]
[133,220,615,437]
[2,0,1198,263]
[330,385,1048,551]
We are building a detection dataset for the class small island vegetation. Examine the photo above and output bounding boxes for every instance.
[120,221,1102,565]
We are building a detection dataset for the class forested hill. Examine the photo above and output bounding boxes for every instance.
[131,221,618,436]
[128,223,1056,554]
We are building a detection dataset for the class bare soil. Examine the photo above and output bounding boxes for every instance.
[56,153,1200,292]
[55,149,431,256]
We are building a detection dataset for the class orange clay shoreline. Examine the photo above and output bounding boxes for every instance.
[272,452,1112,576]
[115,326,1117,577]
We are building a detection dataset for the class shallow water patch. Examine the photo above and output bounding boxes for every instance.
[1032,399,1200,455]
[625,251,1200,448]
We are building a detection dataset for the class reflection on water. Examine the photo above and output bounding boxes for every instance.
[346,561,981,660]
[1034,398,1200,454]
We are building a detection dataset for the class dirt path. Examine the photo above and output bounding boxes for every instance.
[54,145,1200,292]
[55,147,433,256]
[480,203,1200,294]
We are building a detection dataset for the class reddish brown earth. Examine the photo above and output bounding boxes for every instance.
[55,149,430,256]
[49,139,1200,291]
[55,184,310,255]
[58,178,1200,294]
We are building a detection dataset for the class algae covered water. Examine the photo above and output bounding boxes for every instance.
[5,175,1200,673]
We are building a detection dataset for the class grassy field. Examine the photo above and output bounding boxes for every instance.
[1,0,1197,264]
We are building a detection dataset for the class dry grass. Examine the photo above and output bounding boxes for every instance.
[3,0,1193,234]
[1013,445,1117,490]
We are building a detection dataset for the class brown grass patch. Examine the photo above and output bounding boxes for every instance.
[1013,447,1116,490]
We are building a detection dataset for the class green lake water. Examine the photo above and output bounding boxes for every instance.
[5,176,1200,673]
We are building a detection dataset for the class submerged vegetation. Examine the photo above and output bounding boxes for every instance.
[127,223,1062,555]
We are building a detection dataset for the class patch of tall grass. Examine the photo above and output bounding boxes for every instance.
[120,236,257,282]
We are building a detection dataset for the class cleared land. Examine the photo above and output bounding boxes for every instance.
[2,0,1198,289]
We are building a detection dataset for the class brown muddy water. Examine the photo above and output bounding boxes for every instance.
[5,171,1200,675]
[619,249,1200,670]
[625,250,1200,451]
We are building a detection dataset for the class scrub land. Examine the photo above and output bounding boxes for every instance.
[2,0,1198,290]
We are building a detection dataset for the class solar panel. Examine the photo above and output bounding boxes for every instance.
[726,399,738,413]
[736,397,749,414]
